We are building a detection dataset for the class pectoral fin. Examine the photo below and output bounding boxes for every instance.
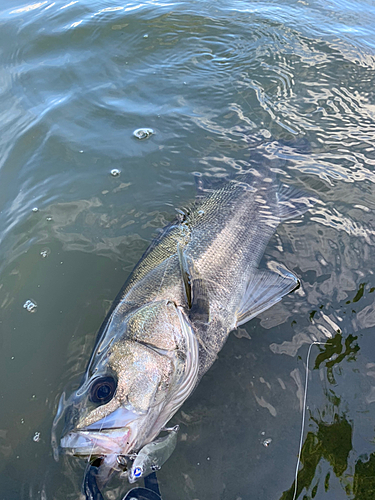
[177,243,192,308]
[177,244,210,323]
[236,267,299,327]
[190,278,210,324]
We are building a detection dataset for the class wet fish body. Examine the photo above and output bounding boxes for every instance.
[56,170,315,479]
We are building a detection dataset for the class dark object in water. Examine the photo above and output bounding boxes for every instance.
[83,463,105,500]
[123,472,162,500]
[84,464,162,500]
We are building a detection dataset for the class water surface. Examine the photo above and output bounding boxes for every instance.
[1,0,375,499]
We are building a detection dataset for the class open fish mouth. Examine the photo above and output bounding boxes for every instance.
[60,406,141,458]
[61,427,132,457]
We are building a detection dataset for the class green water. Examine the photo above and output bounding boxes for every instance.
[1,0,375,499]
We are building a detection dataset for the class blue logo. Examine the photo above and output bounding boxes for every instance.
[133,466,142,478]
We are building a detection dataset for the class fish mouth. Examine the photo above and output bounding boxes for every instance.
[61,427,132,457]
[60,407,141,458]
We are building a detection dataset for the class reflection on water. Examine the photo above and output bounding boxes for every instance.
[315,333,359,384]
[278,316,375,499]
[354,453,375,499]
[281,335,359,499]
[1,0,375,498]
[282,413,353,500]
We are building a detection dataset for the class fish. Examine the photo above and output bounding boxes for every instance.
[53,169,316,483]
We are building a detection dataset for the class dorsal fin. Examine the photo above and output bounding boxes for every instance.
[194,173,215,196]
[277,184,317,221]
[194,172,230,200]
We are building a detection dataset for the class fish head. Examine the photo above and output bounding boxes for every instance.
[54,300,199,476]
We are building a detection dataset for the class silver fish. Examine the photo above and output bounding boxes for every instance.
[54,170,315,480]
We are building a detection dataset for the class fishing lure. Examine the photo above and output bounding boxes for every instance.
[128,426,179,483]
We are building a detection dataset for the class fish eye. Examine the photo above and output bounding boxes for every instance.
[89,376,117,405]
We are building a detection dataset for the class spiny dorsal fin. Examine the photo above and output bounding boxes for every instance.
[277,184,317,221]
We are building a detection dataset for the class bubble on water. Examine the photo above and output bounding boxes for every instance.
[23,300,37,313]
[32,207,39,213]
[110,169,120,177]
[133,128,154,140]
[261,129,272,139]
[33,432,41,442]
[40,249,50,258]
[262,438,272,447]
[143,33,148,38]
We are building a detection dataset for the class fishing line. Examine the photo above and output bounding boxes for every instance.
[82,415,107,500]
[89,415,106,464]
[292,341,330,500]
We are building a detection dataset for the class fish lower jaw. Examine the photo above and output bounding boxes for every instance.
[60,427,132,458]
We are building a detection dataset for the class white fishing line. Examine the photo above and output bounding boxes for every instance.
[292,341,329,500]
[91,414,107,464]
[82,411,108,492]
